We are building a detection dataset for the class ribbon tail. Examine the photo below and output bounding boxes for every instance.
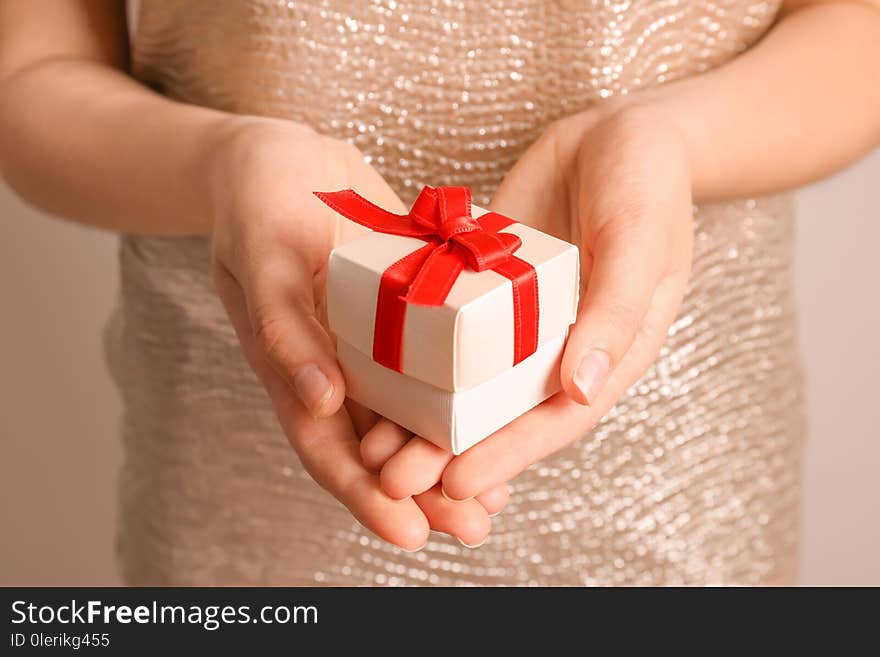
[402,244,465,306]
[373,243,438,371]
[314,190,430,237]
[492,255,540,364]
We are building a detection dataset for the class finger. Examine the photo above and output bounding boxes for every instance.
[475,484,510,516]
[359,418,413,471]
[229,245,346,419]
[286,406,429,551]
[443,274,686,501]
[215,266,430,550]
[490,137,559,223]
[561,218,666,406]
[288,409,429,551]
[441,394,582,502]
[345,398,379,437]
[380,437,453,500]
[413,485,491,548]
[488,115,595,232]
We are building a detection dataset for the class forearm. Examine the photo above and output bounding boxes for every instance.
[624,1,880,202]
[0,58,241,235]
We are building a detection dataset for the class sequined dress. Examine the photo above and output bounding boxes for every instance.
[106,0,805,585]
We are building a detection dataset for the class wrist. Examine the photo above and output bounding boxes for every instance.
[579,95,696,193]
[202,115,322,234]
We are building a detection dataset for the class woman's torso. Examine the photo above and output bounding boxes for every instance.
[107,0,805,585]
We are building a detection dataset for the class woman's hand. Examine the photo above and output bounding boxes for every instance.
[374,104,695,504]
[209,119,503,548]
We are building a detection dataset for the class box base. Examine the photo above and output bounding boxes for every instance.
[337,331,567,454]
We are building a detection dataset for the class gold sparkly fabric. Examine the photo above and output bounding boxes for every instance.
[106,0,805,585]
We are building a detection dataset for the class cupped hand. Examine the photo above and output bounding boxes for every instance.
[355,415,509,547]
[377,104,694,504]
[208,118,500,548]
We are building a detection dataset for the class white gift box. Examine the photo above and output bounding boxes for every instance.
[325,198,579,454]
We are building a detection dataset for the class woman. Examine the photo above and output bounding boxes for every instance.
[0,0,877,585]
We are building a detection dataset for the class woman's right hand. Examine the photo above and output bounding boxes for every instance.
[208,119,503,550]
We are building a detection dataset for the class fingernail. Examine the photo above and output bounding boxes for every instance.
[574,349,612,405]
[457,536,488,549]
[400,542,429,553]
[441,486,470,503]
[488,511,502,518]
[292,364,334,417]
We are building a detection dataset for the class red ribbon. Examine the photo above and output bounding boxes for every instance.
[315,186,539,373]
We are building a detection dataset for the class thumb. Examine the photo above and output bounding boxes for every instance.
[561,220,664,405]
[239,253,346,419]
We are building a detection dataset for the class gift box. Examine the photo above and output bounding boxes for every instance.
[316,186,579,454]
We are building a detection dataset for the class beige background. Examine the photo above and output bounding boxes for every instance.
[1,151,878,586]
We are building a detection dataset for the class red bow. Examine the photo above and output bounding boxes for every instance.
[316,186,539,373]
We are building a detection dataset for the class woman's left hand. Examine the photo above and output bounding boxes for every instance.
[370,104,695,506]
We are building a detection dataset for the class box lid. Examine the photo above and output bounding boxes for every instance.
[327,205,579,392]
